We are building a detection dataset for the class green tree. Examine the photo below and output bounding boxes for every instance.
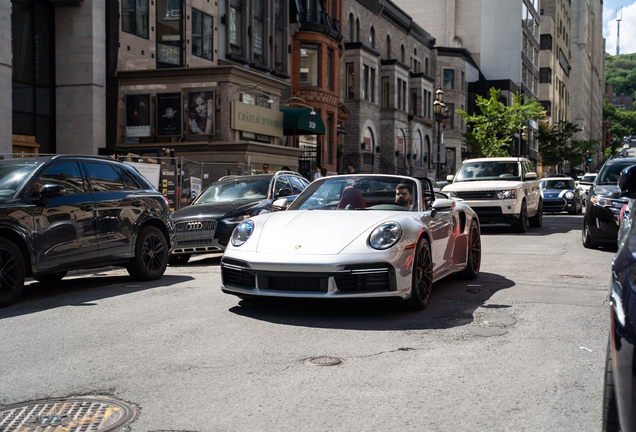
[538,120,581,168]
[458,88,545,157]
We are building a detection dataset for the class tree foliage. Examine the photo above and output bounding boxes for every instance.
[604,99,636,139]
[605,53,636,97]
[458,88,545,157]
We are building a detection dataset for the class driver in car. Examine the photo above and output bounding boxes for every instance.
[395,183,413,208]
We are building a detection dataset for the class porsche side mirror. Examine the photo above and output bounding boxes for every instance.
[273,198,290,208]
[276,188,292,198]
[525,172,538,180]
[39,184,67,205]
[619,165,636,198]
[431,198,455,212]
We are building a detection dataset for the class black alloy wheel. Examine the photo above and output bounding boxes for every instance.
[529,200,543,227]
[582,219,598,249]
[0,238,26,307]
[512,201,528,233]
[33,271,67,283]
[403,238,432,311]
[460,219,481,279]
[127,226,168,281]
[602,336,620,432]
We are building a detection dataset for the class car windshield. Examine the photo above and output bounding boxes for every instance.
[0,161,40,199]
[454,161,521,182]
[540,179,575,190]
[288,176,418,211]
[597,162,636,185]
[194,177,272,204]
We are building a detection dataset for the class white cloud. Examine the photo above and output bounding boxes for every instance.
[605,2,636,54]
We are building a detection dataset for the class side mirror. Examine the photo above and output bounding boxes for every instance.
[525,172,538,180]
[276,188,292,198]
[446,175,454,182]
[273,198,290,208]
[188,195,198,205]
[619,165,636,198]
[39,184,66,205]
[431,198,455,212]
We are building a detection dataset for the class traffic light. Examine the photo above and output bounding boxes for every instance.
[588,156,592,162]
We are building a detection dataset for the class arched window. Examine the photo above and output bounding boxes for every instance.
[355,18,360,42]
[415,130,423,167]
[370,27,375,49]
[425,57,429,75]
[349,14,354,43]
[364,128,374,153]
[414,47,417,56]
[425,135,431,169]
[397,130,406,168]
[386,35,391,59]
[401,44,405,63]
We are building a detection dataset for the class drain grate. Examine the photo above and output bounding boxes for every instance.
[0,397,134,432]
[304,356,343,366]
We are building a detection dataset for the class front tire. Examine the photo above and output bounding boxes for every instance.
[459,219,481,279]
[602,337,620,432]
[0,239,26,307]
[402,238,432,311]
[512,201,528,233]
[582,219,598,249]
[127,226,168,281]
[529,200,543,228]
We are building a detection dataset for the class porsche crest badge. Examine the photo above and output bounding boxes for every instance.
[295,245,302,250]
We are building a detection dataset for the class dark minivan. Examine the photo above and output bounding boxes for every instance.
[0,155,172,307]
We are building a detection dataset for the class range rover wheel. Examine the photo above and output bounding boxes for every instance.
[529,200,543,227]
[33,271,67,283]
[512,201,528,233]
[402,238,432,311]
[0,239,26,307]
[127,226,168,281]
[582,219,598,249]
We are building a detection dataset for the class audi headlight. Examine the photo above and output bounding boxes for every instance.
[591,196,613,207]
[369,222,402,250]
[222,215,250,224]
[231,220,254,247]
[565,191,575,200]
[496,190,517,199]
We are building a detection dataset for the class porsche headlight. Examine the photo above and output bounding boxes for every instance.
[223,215,250,224]
[231,220,254,247]
[496,190,517,199]
[369,222,402,250]
[565,191,575,200]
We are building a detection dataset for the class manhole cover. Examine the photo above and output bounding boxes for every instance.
[561,275,586,279]
[304,356,343,366]
[0,397,134,432]
[466,287,492,294]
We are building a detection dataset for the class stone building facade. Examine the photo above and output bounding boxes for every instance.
[341,0,436,178]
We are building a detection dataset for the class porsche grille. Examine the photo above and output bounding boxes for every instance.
[335,272,390,291]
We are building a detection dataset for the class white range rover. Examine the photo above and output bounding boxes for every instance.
[442,157,542,233]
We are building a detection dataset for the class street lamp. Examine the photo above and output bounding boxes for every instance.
[433,88,446,181]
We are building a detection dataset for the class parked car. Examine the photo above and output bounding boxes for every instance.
[221,174,481,310]
[604,164,636,431]
[0,155,172,307]
[169,170,309,264]
[582,157,636,248]
[539,177,583,214]
[577,172,598,201]
[442,157,542,232]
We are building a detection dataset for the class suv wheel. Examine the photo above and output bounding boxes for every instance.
[127,226,168,281]
[0,239,26,307]
[582,219,598,249]
[529,200,543,228]
[512,201,528,233]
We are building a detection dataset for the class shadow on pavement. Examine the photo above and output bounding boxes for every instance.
[0,274,194,320]
[480,213,585,236]
[226,272,515,331]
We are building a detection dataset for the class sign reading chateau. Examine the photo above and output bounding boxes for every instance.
[231,101,284,137]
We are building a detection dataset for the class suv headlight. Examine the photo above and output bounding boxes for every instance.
[591,196,613,207]
[369,222,402,250]
[565,191,575,200]
[222,215,250,224]
[496,190,517,199]
[231,220,254,247]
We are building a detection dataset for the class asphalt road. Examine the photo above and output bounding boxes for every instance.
[0,211,613,432]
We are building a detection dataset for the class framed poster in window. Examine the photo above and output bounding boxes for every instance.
[125,94,152,137]
[156,92,182,137]
[187,90,215,136]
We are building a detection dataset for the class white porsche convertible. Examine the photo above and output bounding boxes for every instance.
[221,174,481,310]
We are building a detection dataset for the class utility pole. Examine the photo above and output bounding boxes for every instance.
[617,7,622,56]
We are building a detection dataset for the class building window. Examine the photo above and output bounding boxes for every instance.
[355,18,360,42]
[386,35,391,59]
[397,79,403,110]
[300,43,319,86]
[539,67,551,83]
[325,114,332,165]
[253,0,264,64]
[400,44,405,63]
[370,27,375,49]
[410,88,418,116]
[442,103,454,129]
[443,69,454,89]
[274,0,284,71]
[370,68,375,103]
[425,57,429,75]
[327,48,333,91]
[346,63,354,99]
[192,9,213,60]
[363,65,369,101]
[382,77,389,108]
[157,0,183,67]
[348,14,354,43]
[122,0,149,38]
[425,135,431,168]
[229,0,242,55]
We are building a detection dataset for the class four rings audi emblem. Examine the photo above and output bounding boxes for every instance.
[186,222,203,230]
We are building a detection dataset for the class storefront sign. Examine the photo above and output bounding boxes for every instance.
[126,94,152,137]
[231,101,284,137]
[124,161,161,189]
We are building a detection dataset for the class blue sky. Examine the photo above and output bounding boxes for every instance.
[603,0,636,54]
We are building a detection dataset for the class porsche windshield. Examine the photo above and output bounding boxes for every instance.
[454,161,521,182]
[194,177,271,204]
[289,176,418,211]
[0,161,40,199]
[540,179,575,190]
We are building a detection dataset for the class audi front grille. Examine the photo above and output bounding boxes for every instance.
[175,220,217,246]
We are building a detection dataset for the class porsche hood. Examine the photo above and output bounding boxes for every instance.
[255,210,397,255]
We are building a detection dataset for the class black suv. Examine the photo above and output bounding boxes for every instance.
[169,170,309,263]
[582,157,636,248]
[0,155,172,307]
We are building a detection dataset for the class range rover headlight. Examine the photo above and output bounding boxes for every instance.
[496,190,517,199]
[231,220,254,247]
[565,191,575,200]
[369,222,402,250]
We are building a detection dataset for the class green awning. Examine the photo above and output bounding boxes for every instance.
[280,108,325,135]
